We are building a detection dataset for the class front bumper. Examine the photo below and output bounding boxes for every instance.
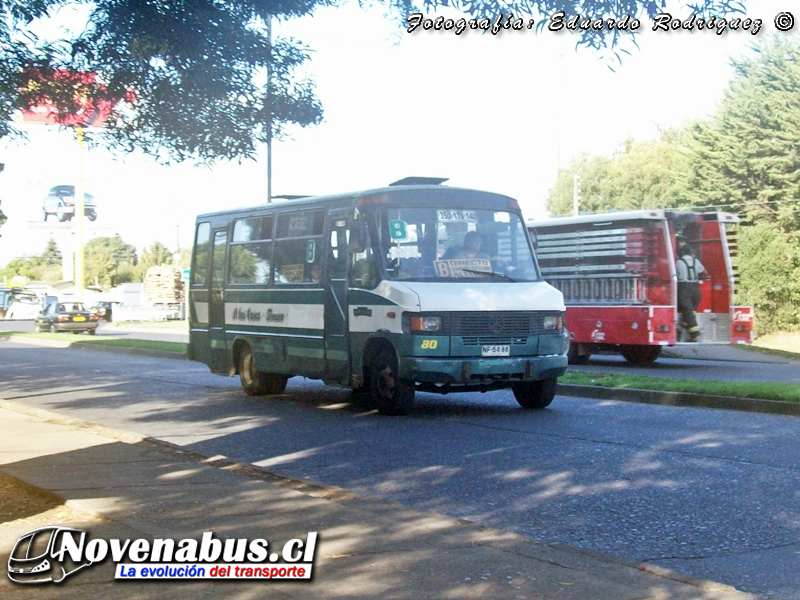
[401,354,567,387]
[53,322,98,332]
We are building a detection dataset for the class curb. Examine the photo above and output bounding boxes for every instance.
[0,397,751,598]
[558,384,800,417]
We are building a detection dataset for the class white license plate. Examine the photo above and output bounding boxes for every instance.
[481,344,510,357]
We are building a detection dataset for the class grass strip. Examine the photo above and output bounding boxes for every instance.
[561,371,800,403]
[0,331,186,354]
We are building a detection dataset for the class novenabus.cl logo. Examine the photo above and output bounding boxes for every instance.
[8,526,93,584]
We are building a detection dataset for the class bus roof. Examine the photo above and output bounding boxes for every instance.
[195,183,518,221]
[528,209,740,228]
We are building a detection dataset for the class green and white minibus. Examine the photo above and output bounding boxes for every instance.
[188,178,568,415]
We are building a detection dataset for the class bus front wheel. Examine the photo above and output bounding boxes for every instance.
[239,346,287,396]
[370,350,414,416]
[512,378,558,409]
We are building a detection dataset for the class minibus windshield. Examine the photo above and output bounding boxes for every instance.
[375,206,540,282]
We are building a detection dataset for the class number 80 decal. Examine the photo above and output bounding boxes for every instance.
[420,339,438,349]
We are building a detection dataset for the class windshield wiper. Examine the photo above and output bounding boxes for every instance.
[459,269,516,282]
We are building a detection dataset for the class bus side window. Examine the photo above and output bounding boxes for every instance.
[192,222,211,286]
[274,210,324,285]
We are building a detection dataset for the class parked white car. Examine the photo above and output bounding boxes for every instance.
[5,294,43,319]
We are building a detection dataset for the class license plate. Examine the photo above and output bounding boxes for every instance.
[481,344,510,357]
[73,316,85,322]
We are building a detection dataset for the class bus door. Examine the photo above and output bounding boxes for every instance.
[324,209,350,379]
[208,228,229,373]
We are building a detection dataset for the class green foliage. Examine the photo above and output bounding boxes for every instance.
[0,162,5,236]
[84,234,137,287]
[736,223,800,334]
[0,1,750,163]
[687,36,800,333]
[0,239,63,281]
[544,36,800,334]
[139,242,173,270]
[546,130,694,216]
[687,36,800,230]
[41,237,61,266]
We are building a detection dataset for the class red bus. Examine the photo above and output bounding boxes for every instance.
[528,209,754,366]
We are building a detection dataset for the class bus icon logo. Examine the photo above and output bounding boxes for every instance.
[8,526,93,584]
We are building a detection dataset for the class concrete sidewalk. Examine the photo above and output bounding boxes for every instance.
[0,399,756,599]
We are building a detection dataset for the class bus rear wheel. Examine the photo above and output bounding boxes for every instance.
[370,350,414,416]
[512,378,558,409]
[620,345,662,367]
[239,346,287,396]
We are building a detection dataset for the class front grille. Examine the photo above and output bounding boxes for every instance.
[450,311,558,336]
[462,335,528,346]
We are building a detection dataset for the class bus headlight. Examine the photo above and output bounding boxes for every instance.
[543,315,562,330]
[410,316,442,332]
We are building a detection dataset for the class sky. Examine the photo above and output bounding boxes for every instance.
[0,0,797,269]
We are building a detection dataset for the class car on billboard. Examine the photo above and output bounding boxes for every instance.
[42,185,97,222]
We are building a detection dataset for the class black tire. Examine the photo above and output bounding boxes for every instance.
[350,384,374,410]
[238,346,287,396]
[370,349,414,416]
[72,331,81,335]
[88,328,96,336]
[512,378,558,409]
[620,345,662,367]
[43,211,48,222]
[87,213,97,222]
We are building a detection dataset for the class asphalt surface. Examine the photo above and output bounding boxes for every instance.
[0,393,756,600]
[4,322,800,597]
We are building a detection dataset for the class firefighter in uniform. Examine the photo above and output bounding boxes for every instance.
[676,236,708,342]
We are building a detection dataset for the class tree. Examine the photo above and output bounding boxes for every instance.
[0,1,748,164]
[139,241,174,270]
[687,36,800,332]
[737,222,800,334]
[546,129,694,216]
[0,239,64,282]
[0,162,6,237]
[41,237,62,266]
[688,36,800,231]
[84,234,137,287]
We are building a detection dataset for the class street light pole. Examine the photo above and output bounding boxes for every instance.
[75,125,86,301]
[266,15,272,204]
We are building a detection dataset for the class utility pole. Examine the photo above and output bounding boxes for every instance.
[266,15,273,204]
[75,126,86,300]
[572,173,581,217]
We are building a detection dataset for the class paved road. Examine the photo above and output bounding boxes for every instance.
[1,341,799,599]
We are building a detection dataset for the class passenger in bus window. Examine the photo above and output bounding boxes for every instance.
[443,231,489,260]
[676,236,708,342]
[308,263,322,283]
